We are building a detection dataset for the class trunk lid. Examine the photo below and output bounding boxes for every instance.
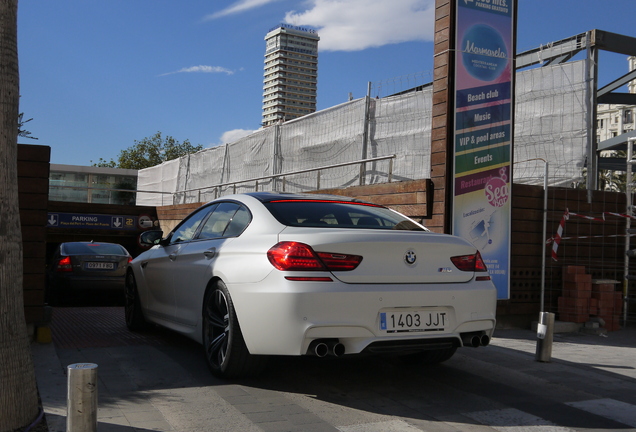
[277,227,479,284]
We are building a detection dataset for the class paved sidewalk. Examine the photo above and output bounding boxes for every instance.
[31,311,636,431]
[33,339,266,432]
[491,326,636,380]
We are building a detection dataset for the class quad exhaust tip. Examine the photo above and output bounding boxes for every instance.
[313,342,329,357]
[461,332,490,348]
[480,334,490,347]
[328,340,345,357]
[309,339,345,357]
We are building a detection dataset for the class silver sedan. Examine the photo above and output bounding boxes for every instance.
[125,192,497,378]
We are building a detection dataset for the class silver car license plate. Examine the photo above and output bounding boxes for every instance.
[380,311,447,333]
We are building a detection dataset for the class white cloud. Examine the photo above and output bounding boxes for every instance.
[204,0,283,20]
[284,0,436,51]
[219,128,258,144]
[160,65,234,77]
[204,0,435,52]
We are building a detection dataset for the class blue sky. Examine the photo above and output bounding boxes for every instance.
[17,0,636,166]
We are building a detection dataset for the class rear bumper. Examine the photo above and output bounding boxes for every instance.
[229,273,497,356]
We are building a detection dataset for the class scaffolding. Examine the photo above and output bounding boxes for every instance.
[138,30,636,207]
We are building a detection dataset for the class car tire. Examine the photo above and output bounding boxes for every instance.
[400,346,457,365]
[202,280,267,378]
[125,271,147,331]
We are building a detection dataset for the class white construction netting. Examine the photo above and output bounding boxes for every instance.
[137,61,588,205]
[513,60,588,186]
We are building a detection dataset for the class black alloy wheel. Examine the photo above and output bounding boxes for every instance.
[124,271,147,331]
[202,280,267,378]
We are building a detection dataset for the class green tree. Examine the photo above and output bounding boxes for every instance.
[0,0,41,430]
[598,150,627,192]
[92,157,116,168]
[93,132,203,170]
[576,150,629,192]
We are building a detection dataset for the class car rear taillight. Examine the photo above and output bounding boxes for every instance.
[316,252,362,271]
[451,251,489,273]
[474,251,488,272]
[268,242,325,271]
[267,242,362,272]
[56,256,73,272]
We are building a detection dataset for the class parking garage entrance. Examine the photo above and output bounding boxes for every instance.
[46,200,159,261]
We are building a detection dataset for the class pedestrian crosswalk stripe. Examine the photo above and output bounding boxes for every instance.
[566,398,636,427]
[337,399,636,431]
[464,408,574,431]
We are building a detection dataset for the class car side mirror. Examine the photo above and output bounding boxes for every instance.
[139,230,164,246]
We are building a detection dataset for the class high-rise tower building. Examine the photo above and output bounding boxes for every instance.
[262,24,319,127]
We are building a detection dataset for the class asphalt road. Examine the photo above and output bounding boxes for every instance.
[34,307,636,431]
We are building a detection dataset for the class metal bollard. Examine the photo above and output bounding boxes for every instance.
[67,363,98,432]
[535,312,555,362]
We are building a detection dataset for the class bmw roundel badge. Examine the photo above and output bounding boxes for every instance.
[405,249,417,265]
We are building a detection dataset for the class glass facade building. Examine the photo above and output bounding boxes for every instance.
[49,164,138,205]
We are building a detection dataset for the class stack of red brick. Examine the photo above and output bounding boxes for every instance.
[558,265,623,331]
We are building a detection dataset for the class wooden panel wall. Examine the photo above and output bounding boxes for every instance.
[430,0,454,234]
[154,180,435,227]
[18,144,50,324]
[319,179,433,222]
[155,202,206,234]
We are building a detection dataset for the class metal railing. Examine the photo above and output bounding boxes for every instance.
[177,154,396,203]
[48,155,397,206]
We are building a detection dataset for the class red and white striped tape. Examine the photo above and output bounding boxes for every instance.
[551,209,569,261]
[567,211,603,222]
[604,211,636,220]
[549,208,636,261]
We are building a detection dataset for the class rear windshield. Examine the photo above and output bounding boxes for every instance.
[62,243,128,256]
[263,200,426,231]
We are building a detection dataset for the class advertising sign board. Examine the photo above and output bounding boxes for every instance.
[453,0,515,299]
